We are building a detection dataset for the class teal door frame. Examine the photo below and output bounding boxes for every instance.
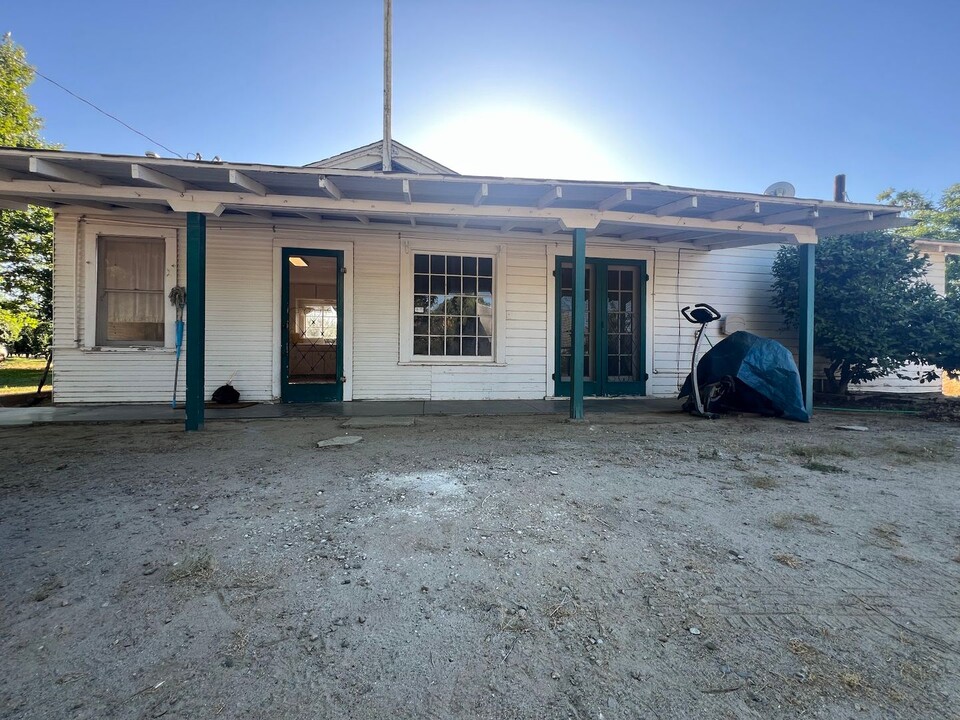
[281,248,344,402]
[554,256,647,398]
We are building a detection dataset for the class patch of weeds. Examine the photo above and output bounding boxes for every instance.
[899,661,928,682]
[774,553,802,568]
[788,637,817,657]
[770,513,827,531]
[803,460,846,474]
[788,443,855,459]
[167,550,214,584]
[870,523,902,549]
[698,448,724,461]
[747,474,778,490]
[839,670,865,691]
[885,442,954,463]
[31,576,63,602]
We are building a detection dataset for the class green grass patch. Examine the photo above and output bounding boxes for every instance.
[0,357,51,396]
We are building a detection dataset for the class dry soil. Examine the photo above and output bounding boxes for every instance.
[1,411,958,719]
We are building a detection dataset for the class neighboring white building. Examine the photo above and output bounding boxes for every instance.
[0,141,916,415]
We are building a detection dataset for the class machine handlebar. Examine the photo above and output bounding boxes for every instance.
[681,303,722,325]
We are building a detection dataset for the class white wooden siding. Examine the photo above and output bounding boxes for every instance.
[51,211,948,404]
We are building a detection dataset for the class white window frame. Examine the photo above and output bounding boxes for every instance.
[83,224,178,350]
[399,239,507,365]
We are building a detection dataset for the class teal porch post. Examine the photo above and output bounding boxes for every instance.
[798,242,815,418]
[570,228,586,419]
[185,212,207,431]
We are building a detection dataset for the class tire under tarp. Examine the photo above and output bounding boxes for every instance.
[678,330,809,422]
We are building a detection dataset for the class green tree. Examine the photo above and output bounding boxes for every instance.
[0,33,54,354]
[772,232,947,394]
[878,184,960,294]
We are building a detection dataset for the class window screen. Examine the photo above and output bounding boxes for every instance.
[412,253,494,357]
[96,237,165,345]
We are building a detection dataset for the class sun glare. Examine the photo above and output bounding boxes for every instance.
[414,106,627,181]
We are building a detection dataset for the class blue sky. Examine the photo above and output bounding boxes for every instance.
[5,1,958,202]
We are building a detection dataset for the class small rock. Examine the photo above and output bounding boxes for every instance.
[549,470,559,476]
[142,567,157,576]
[836,425,869,432]
[61,599,70,607]
[357,616,366,624]
[190,505,200,510]
[309,633,319,642]
[704,641,718,651]
[689,627,701,635]
[340,638,350,649]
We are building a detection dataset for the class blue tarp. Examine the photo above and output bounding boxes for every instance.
[679,331,809,422]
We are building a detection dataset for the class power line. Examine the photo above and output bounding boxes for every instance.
[11,54,184,158]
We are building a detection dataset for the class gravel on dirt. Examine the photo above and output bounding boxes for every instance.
[1,410,958,719]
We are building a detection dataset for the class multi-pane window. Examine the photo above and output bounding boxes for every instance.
[412,253,494,357]
[96,237,165,346]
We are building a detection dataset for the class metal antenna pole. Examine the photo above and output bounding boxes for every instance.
[382,0,393,172]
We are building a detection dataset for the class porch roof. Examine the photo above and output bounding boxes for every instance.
[0,147,909,250]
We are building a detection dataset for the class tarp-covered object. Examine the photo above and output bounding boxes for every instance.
[679,331,809,422]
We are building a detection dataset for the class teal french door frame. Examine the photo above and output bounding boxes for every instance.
[281,248,344,402]
[554,256,648,398]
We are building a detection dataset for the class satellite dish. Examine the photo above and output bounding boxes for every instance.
[764,181,796,198]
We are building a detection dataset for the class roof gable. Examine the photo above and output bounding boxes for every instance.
[306,140,457,175]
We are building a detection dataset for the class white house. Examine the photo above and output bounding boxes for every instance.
[0,140,917,428]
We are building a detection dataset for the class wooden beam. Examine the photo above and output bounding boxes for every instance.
[813,210,873,229]
[132,164,188,192]
[500,222,515,234]
[235,207,273,219]
[762,207,818,225]
[537,185,562,209]
[598,188,631,212]
[819,214,911,235]
[709,201,760,221]
[704,235,797,252]
[402,179,412,204]
[0,197,29,211]
[228,169,268,196]
[473,183,488,206]
[29,157,104,187]
[0,168,16,182]
[542,221,564,235]
[318,176,342,200]
[354,215,370,224]
[652,195,697,216]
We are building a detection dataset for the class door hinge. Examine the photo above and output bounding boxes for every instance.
[645,373,650,380]
[645,273,650,281]
[551,269,556,277]
[340,267,348,274]
[340,376,347,383]
[551,372,556,380]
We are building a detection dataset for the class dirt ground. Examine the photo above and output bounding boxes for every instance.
[1,410,958,720]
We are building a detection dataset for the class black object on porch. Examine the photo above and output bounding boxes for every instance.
[678,331,809,422]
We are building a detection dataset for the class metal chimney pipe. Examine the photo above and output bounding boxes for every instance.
[834,174,846,202]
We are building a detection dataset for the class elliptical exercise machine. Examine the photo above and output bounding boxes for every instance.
[681,303,722,419]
